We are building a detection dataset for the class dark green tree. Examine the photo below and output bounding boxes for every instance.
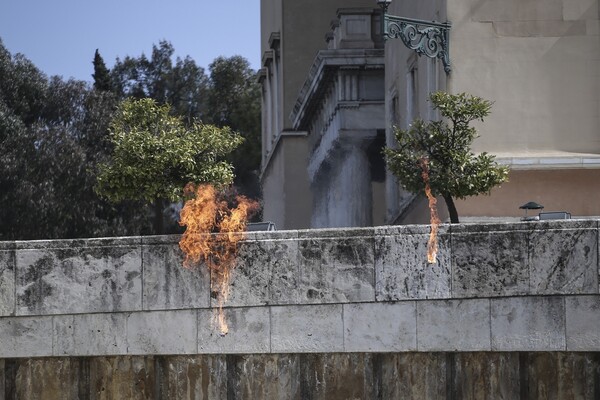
[0,39,262,239]
[92,49,112,91]
[385,92,509,223]
[207,56,261,198]
[110,40,208,121]
[0,39,151,240]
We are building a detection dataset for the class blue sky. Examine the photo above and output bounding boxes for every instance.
[0,0,261,82]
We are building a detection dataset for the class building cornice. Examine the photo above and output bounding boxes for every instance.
[290,49,384,130]
[494,154,600,170]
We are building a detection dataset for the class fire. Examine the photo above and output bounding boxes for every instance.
[178,184,259,335]
[418,158,441,264]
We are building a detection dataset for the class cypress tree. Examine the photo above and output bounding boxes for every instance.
[92,49,112,91]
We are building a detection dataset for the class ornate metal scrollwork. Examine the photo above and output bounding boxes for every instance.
[383,15,451,74]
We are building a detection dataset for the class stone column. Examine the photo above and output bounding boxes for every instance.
[329,140,372,227]
[311,133,375,228]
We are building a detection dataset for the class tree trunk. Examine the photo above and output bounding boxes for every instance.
[153,199,165,234]
[443,193,459,224]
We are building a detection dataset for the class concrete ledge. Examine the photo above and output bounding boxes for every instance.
[0,295,597,358]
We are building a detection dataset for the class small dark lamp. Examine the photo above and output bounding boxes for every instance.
[519,201,544,220]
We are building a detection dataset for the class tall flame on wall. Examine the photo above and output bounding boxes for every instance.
[179,184,259,335]
[418,158,441,264]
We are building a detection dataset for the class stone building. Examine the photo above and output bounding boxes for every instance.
[259,0,600,229]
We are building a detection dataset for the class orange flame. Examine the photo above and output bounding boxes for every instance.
[419,158,441,264]
[179,184,259,335]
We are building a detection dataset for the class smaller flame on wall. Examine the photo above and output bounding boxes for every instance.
[179,184,259,335]
[418,158,441,264]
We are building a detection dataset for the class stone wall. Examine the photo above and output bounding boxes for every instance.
[2,353,600,400]
[0,220,599,398]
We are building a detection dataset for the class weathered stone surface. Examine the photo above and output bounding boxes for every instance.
[142,243,210,310]
[127,310,197,355]
[375,233,451,301]
[2,221,600,364]
[0,359,4,400]
[563,0,599,21]
[0,316,53,358]
[452,231,529,297]
[452,353,520,400]
[89,356,155,400]
[16,245,142,316]
[198,306,270,353]
[154,355,227,399]
[296,353,378,399]
[298,237,374,303]
[493,20,587,37]
[417,299,491,351]
[14,236,142,250]
[472,0,564,23]
[221,239,298,307]
[13,358,81,399]
[271,304,343,352]
[524,352,600,400]
[380,353,448,399]
[0,249,15,316]
[298,227,375,239]
[449,221,531,234]
[2,353,600,399]
[529,227,598,294]
[264,240,300,304]
[566,295,600,350]
[491,296,566,351]
[54,313,128,356]
[224,354,302,400]
[343,302,416,352]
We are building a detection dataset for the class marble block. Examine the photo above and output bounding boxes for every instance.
[0,249,15,316]
[197,306,270,353]
[127,310,197,355]
[529,227,598,294]
[271,304,343,353]
[343,302,416,352]
[417,299,491,351]
[53,313,128,356]
[221,239,298,307]
[375,232,451,301]
[16,245,142,315]
[142,243,210,310]
[565,295,600,351]
[452,231,529,298]
[298,237,375,303]
[0,316,53,357]
[491,296,566,351]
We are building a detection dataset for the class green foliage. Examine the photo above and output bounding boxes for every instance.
[0,38,260,239]
[385,92,509,222]
[0,38,152,240]
[95,98,243,204]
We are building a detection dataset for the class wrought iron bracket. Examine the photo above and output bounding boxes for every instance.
[381,10,451,74]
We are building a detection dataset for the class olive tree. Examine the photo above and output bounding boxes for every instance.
[385,92,509,223]
[95,98,243,232]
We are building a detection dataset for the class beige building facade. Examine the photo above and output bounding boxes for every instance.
[260,0,600,229]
